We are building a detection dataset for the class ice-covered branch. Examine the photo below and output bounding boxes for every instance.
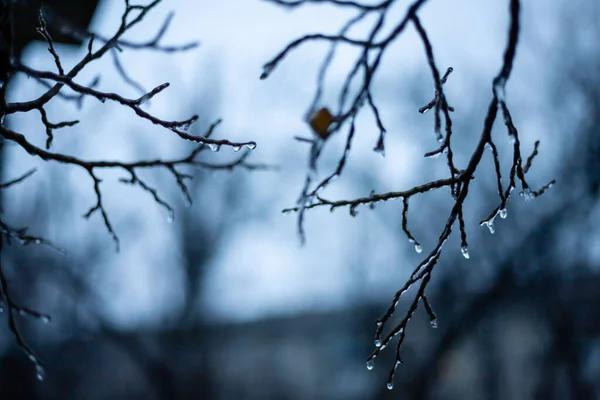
[267,0,554,389]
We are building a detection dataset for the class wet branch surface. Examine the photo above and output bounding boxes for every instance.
[0,0,267,379]
[265,0,554,390]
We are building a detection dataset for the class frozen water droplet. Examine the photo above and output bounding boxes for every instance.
[246,142,257,150]
[373,138,385,158]
[481,220,495,234]
[520,188,534,201]
[366,360,374,370]
[430,318,439,328]
[461,246,470,259]
[499,208,507,219]
[387,382,394,390]
[181,117,198,131]
[374,339,381,348]
[36,365,45,381]
[414,243,423,253]
[233,145,241,152]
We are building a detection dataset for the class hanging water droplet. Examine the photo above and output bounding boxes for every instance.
[508,134,517,145]
[180,116,198,131]
[233,145,241,152]
[41,315,51,324]
[246,142,257,150]
[414,243,423,253]
[461,246,470,259]
[208,143,221,152]
[387,381,394,390]
[520,188,534,201]
[430,318,439,328]
[166,211,174,223]
[425,152,441,160]
[376,321,383,327]
[34,239,42,244]
[36,365,45,381]
[366,360,374,370]
[349,206,358,217]
[499,208,507,219]
[374,339,381,348]
[373,137,385,158]
[481,220,495,234]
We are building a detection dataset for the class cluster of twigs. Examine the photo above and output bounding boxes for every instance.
[265,0,554,390]
[0,0,263,380]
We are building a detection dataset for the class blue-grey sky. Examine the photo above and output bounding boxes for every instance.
[5,0,567,327]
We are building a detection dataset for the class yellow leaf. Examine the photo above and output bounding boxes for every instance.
[309,107,334,139]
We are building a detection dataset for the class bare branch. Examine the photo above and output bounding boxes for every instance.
[269,0,554,389]
[0,1,262,376]
[0,168,36,189]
